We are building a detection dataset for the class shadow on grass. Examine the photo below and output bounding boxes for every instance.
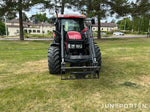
[120,81,143,89]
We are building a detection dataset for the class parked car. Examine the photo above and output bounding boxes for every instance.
[113,32,124,36]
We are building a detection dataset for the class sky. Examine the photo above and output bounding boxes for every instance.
[23,0,137,23]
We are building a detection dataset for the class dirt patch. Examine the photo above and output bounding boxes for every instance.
[0,64,7,71]
[16,59,48,74]
[118,57,134,61]
[0,63,9,75]
[114,56,134,62]
[90,92,102,104]
[110,47,134,51]
[137,75,150,85]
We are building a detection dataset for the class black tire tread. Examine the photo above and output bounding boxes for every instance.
[48,46,61,74]
[95,45,102,67]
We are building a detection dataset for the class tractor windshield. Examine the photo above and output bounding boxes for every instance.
[61,19,84,32]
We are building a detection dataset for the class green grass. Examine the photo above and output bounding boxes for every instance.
[0,38,150,112]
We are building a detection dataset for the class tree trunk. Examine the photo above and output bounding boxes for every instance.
[138,19,141,34]
[97,14,101,39]
[19,0,24,40]
[19,10,24,40]
[61,0,65,14]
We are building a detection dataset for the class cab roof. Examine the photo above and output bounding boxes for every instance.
[58,14,86,19]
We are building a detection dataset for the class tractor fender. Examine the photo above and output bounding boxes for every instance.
[50,43,60,47]
[82,27,88,33]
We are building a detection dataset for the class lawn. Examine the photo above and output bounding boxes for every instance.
[0,38,150,112]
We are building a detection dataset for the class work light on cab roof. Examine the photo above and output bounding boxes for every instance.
[58,14,86,18]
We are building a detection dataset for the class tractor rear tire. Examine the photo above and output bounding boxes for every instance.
[48,46,61,74]
[95,45,102,67]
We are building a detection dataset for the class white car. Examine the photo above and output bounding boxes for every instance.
[113,32,124,36]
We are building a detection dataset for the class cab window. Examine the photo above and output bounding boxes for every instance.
[61,19,84,32]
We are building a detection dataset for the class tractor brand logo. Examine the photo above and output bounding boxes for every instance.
[69,35,80,40]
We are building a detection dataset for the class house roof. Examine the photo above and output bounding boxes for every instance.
[7,19,19,23]
[6,25,19,28]
[93,23,117,27]
[7,19,54,27]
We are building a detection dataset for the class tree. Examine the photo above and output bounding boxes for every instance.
[74,0,131,39]
[59,0,74,14]
[22,12,29,22]
[131,0,150,33]
[61,0,65,14]
[132,16,149,33]
[111,19,115,23]
[131,0,150,17]
[30,13,51,23]
[0,21,6,35]
[0,0,46,40]
[43,0,131,39]
[117,17,132,30]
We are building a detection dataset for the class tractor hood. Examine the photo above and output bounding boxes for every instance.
[67,31,82,40]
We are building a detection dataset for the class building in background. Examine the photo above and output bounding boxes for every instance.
[6,19,118,36]
[6,19,55,36]
[92,23,118,32]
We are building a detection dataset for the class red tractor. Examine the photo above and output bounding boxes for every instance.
[48,13,101,80]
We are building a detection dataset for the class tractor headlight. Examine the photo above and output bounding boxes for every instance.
[68,44,75,49]
[76,44,83,49]
[68,44,83,49]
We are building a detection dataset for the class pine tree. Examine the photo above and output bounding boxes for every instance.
[131,0,150,33]
[0,0,46,40]
[43,0,72,14]
[73,0,131,39]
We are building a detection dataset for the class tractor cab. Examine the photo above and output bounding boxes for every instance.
[48,14,101,80]
[51,14,94,38]
[57,15,86,45]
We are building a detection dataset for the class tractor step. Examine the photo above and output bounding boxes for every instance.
[69,55,90,60]
[61,71,99,80]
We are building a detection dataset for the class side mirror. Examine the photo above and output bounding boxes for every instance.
[50,17,56,24]
[91,19,95,24]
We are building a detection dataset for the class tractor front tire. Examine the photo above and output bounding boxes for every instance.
[48,46,61,74]
[95,45,102,67]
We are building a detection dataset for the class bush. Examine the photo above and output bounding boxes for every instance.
[0,21,6,35]
[121,30,147,35]
[47,31,53,38]
[106,31,113,34]
[24,32,30,38]
[122,30,132,34]
[47,31,52,34]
